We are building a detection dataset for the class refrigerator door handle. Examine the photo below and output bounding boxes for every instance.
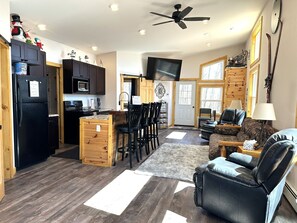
[17,81,23,127]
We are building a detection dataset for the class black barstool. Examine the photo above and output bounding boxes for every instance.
[115,104,143,168]
[148,102,156,151]
[153,102,162,147]
[138,103,150,158]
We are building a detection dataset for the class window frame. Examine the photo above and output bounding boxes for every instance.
[250,17,262,67]
[247,64,260,117]
[199,56,227,83]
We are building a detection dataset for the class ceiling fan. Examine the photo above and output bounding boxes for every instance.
[150,4,210,29]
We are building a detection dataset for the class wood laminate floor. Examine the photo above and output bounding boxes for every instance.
[0,128,296,223]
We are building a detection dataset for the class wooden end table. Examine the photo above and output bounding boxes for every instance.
[237,146,263,158]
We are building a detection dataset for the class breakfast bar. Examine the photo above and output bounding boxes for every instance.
[79,111,126,167]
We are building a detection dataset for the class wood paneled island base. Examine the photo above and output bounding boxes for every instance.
[79,111,126,167]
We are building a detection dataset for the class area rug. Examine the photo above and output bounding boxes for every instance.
[84,170,151,215]
[135,143,209,182]
[166,131,187,139]
[52,146,79,160]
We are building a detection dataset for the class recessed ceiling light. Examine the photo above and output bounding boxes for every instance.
[203,20,209,25]
[109,3,119,12]
[206,42,211,47]
[91,46,98,51]
[139,29,146,35]
[37,24,46,31]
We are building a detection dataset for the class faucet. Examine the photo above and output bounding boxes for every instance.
[119,91,130,106]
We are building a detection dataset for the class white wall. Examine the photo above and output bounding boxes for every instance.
[0,0,10,41]
[246,0,297,195]
[181,44,245,78]
[97,52,117,109]
[35,35,96,65]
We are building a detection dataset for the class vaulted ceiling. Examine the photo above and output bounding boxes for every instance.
[10,0,269,57]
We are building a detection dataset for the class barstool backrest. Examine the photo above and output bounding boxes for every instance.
[128,104,143,130]
[154,102,162,122]
[149,102,156,123]
[141,103,150,126]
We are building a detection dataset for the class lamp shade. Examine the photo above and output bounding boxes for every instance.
[252,103,276,121]
[229,100,243,110]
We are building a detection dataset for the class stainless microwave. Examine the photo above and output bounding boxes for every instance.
[73,78,89,93]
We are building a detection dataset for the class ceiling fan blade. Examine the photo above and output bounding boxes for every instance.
[184,17,211,21]
[178,6,193,19]
[150,12,172,19]
[153,20,174,26]
[178,21,187,29]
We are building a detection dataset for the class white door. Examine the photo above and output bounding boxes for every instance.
[174,81,196,126]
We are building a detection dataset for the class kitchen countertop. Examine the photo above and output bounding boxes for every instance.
[80,115,110,120]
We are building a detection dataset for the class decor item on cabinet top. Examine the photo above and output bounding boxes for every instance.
[85,55,89,63]
[226,49,249,67]
[25,31,33,44]
[68,50,76,59]
[155,83,166,99]
[11,14,26,42]
[34,37,43,50]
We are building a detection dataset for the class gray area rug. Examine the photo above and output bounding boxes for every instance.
[135,143,209,182]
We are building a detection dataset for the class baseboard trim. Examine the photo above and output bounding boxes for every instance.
[284,182,297,213]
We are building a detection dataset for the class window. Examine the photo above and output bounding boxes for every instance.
[247,65,259,117]
[178,84,192,105]
[250,17,262,66]
[200,86,223,113]
[200,56,227,81]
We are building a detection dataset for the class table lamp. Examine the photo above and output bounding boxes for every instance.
[229,100,243,124]
[252,103,276,147]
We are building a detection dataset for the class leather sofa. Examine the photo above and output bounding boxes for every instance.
[208,117,276,160]
[200,109,246,140]
[193,128,297,223]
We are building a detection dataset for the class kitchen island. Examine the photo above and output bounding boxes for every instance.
[79,111,126,167]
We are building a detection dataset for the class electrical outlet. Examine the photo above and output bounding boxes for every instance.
[96,125,101,132]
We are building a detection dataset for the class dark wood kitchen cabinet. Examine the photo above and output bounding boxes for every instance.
[11,39,41,65]
[63,59,90,79]
[48,116,59,155]
[89,65,106,95]
[28,51,46,76]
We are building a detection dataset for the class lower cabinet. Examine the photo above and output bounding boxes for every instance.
[48,116,59,154]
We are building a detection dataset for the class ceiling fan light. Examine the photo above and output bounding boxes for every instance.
[109,3,119,12]
[202,20,208,25]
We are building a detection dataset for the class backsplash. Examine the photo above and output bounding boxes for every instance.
[64,94,101,108]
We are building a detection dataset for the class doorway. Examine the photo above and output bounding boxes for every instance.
[174,81,196,126]
[46,65,58,114]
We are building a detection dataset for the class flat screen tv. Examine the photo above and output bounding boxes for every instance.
[146,57,182,81]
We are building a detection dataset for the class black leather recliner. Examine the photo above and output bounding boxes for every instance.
[193,128,297,223]
[200,109,246,140]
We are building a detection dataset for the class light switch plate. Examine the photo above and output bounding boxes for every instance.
[96,125,101,132]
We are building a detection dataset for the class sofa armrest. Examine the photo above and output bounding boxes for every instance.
[218,140,243,157]
[214,124,241,136]
[227,152,258,169]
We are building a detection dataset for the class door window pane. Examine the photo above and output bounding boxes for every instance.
[179,84,192,105]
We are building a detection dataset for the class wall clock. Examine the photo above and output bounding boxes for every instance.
[155,83,166,99]
[271,0,282,34]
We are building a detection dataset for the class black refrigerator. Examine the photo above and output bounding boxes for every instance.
[13,75,49,170]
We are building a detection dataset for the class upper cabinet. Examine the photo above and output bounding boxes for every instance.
[11,39,41,65]
[89,65,105,95]
[64,59,89,79]
[63,59,105,95]
[28,51,46,77]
